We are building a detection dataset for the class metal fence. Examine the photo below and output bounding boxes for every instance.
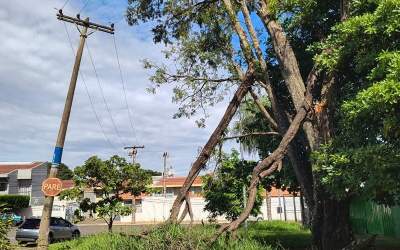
[350,199,400,238]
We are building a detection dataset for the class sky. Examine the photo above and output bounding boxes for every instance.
[0,0,252,175]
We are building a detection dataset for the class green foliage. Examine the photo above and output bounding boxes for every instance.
[232,96,301,193]
[312,144,400,204]
[0,195,30,210]
[202,150,263,221]
[44,163,74,180]
[313,0,400,73]
[143,169,162,176]
[0,205,13,250]
[57,163,74,180]
[50,223,276,250]
[60,155,152,230]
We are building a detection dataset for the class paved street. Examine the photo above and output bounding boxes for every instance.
[9,223,153,249]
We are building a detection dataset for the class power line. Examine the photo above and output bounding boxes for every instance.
[78,0,90,14]
[62,22,119,153]
[112,34,139,144]
[85,41,127,147]
[60,0,71,10]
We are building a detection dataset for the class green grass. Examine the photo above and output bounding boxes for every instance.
[242,221,311,249]
[51,221,400,250]
[49,223,278,250]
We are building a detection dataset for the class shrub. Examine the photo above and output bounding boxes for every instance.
[50,224,276,250]
[0,195,30,210]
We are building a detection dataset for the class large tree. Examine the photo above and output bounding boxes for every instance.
[126,0,400,249]
[60,155,152,231]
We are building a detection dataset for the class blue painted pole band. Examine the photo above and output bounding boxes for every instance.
[52,146,63,166]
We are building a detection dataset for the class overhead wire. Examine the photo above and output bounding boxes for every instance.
[85,41,128,147]
[112,34,139,145]
[60,0,71,10]
[62,22,119,153]
[78,0,90,14]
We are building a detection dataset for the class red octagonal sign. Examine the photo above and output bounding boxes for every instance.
[41,178,63,197]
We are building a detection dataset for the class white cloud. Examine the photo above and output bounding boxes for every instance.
[0,0,241,175]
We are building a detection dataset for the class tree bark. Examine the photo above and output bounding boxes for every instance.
[169,70,255,221]
[212,79,316,242]
[108,217,113,232]
[258,0,318,150]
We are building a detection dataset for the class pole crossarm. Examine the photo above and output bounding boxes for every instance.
[124,145,145,149]
[57,10,114,34]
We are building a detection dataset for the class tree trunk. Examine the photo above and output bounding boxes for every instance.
[108,218,113,232]
[311,193,352,250]
[169,70,255,221]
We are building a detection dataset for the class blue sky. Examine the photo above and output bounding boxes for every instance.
[0,0,255,175]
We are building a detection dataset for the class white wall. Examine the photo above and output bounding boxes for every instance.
[120,196,302,223]
[20,197,69,219]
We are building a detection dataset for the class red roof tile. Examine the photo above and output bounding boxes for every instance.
[61,180,74,190]
[0,162,44,174]
[153,176,202,187]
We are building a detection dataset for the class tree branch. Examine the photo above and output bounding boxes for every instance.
[249,88,278,130]
[222,131,279,140]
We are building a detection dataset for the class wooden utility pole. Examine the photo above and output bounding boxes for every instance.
[162,152,168,198]
[123,145,144,223]
[162,152,168,221]
[124,145,145,164]
[37,11,114,250]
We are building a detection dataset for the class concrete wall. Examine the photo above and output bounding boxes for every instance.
[30,163,48,198]
[119,196,302,223]
[7,171,18,194]
[20,197,69,219]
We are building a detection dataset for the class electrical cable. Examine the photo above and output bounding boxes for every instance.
[60,0,71,10]
[112,34,139,144]
[85,41,128,147]
[78,0,90,14]
[62,22,119,153]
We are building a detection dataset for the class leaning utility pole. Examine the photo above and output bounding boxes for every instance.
[124,145,145,164]
[123,145,144,223]
[37,10,114,250]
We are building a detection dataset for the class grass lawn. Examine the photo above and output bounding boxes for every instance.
[242,221,311,249]
[49,221,400,250]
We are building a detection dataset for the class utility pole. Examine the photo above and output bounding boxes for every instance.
[162,152,168,221]
[124,145,145,164]
[37,10,114,250]
[123,145,144,224]
[162,152,168,198]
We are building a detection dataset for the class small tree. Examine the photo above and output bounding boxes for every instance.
[45,162,74,180]
[61,155,152,232]
[0,205,12,250]
[202,150,263,221]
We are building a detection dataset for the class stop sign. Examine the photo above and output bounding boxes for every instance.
[41,178,63,196]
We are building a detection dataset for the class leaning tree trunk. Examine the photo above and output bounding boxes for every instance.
[169,70,255,222]
[212,79,316,242]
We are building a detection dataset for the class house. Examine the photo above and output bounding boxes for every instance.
[116,176,303,223]
[0,162,73,219]
[0,162,47,198]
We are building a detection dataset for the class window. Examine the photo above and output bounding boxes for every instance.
[0,178,8,192]
[18,180,31,196]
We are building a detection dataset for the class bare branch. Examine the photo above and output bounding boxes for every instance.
[222,131,279,140]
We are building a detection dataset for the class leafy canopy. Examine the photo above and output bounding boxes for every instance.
[202,150,263,221]
[60,155,152,229]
